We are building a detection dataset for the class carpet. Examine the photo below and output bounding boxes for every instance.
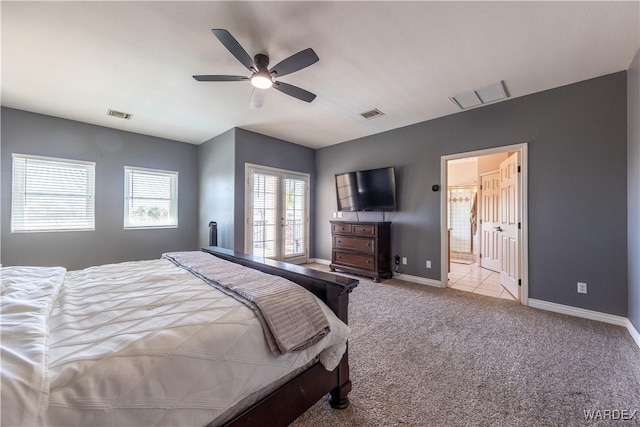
[291,267,640,427]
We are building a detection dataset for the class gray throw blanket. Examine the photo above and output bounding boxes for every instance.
[162,251,330,355]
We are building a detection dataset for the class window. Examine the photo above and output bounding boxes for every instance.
[11,153,95,232]
[124,166,178,229]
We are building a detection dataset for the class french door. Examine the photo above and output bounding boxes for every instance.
[245,164,309,264]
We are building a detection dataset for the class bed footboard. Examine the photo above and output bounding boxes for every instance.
[201,246,357,427]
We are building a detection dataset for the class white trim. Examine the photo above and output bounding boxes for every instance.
[528,298,628,327]
[123,165,178,176]
[441,142,529,304]
[627,320,640,349]
[309,258,331,265]
[529,299,640,349]
[395,273,442,287]
[12,152,95,166]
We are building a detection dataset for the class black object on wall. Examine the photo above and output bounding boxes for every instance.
[209,221,218,247]
[335,166,397,211]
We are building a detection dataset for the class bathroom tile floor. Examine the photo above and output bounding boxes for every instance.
[448,260,517,301]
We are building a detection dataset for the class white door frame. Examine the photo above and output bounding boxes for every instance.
[440,143,529,305]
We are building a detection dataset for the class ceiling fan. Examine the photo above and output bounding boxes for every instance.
[193,29,319,109]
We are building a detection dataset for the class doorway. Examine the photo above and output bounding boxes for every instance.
[440,143,528,305]
[244,163,310,264]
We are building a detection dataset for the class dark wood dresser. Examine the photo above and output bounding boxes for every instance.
[329,221,391,282]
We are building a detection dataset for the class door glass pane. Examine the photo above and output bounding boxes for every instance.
[252,173,278,258]
[283,177,306,257]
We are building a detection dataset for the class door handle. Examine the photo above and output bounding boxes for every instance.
[494,226,503,232]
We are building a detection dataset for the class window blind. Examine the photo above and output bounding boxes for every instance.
[124,166,178,228]
[251,171,280,258]
[11,153,95,232]
[283,176,307,258]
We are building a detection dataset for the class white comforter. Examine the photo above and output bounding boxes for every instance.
[1,258,350,427]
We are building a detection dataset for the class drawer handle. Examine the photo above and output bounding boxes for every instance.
[367,260,371,264]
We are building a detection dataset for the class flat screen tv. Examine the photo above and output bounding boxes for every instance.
[335,166,397,211]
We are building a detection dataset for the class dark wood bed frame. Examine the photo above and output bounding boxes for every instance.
[201,247,358,427]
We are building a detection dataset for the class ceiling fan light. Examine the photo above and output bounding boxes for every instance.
[251,73,273,89]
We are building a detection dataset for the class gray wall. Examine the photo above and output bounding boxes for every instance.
[198,129,236,249]
[315,72,628,316]
[233,128,316,253]
[629,49,640,331]
[1,108,199,270]
[197,127,316,254]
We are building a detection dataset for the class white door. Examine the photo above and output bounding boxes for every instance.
[498,153,520,299]
[479,171,501,272]
[246,165,309,264]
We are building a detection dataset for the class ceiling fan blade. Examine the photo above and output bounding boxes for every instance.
[249,88,265,109]
[269,48,319,77]
[211,29,256,72]
[273,81,316,103]
[193,75,249,82]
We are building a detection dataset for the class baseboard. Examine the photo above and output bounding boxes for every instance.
[308,258,331,265]
[627,320,640,349]
[394,273,442,288]
[528,298,628,327]
[308,259,441,287]
[528,298,640,349]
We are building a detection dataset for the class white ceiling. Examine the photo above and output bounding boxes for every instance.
[2,1,639,149]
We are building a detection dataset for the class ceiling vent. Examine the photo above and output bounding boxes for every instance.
[107,109,132,120]
[360,108,385,119]
[449,81,509,110]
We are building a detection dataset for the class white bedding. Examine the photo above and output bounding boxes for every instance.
[1,257,350,427]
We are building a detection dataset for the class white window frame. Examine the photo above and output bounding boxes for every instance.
[124,166,178,229]
[11,153,95,233]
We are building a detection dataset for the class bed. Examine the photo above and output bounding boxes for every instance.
[1,246,358,427]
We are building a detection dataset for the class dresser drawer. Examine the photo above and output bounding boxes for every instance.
[329,221,391,282]
[333,251,375,271]
[332,223,353,234]
[352,224,376,236]
[333,236,375,253]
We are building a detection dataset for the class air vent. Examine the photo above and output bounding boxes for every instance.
[449,81,509,110]
[107,109,132,120]
[360,108,385,119]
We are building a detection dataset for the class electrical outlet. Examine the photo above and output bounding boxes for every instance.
[337,211,343,218]
[402,257,407,265]
[332,212,337,218]
[426,260,432,268]
[577,282,587,294]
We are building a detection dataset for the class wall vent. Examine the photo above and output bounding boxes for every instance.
[449,81,509,110]
[107,109,133,120]
[360,108,385,119]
